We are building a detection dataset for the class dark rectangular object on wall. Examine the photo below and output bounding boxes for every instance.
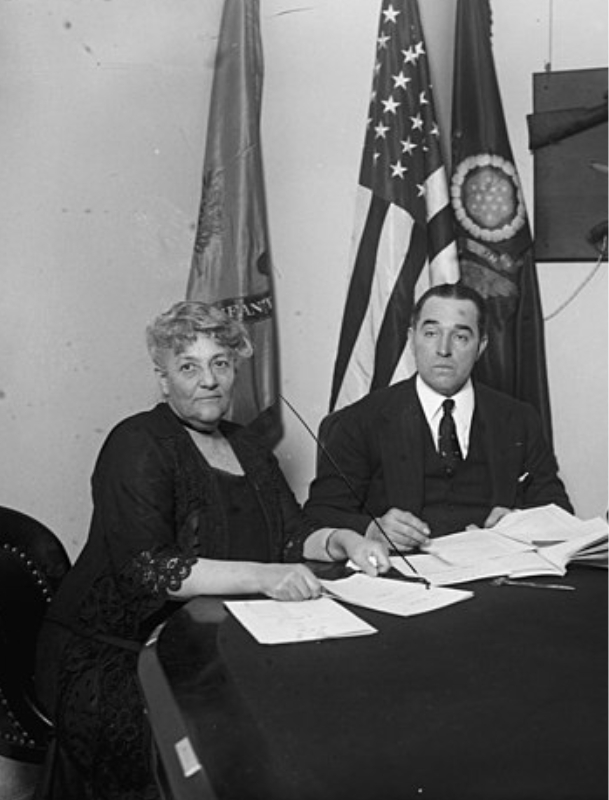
[531,67,607,262]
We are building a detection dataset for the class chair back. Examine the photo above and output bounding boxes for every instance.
[0,506,71,763]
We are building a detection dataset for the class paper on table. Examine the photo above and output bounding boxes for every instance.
[531,526,609,569]
[496,549,566,579]
[392,542,606,584]
[390,553,515,585]
[321,574,472,616]
[494,504,606,544]
[492,506,608,571]
[422,528,533,565]
[389,530,561,585]
[383,529,533,586]
[224,597,377,645]
[349,511,607,587]
[568,542,609,562]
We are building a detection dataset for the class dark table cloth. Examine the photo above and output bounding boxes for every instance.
[153,566,608,800]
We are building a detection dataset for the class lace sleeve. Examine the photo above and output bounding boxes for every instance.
[123,547,197,597]
[75,546,198,640]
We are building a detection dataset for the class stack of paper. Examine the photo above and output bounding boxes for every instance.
[389,505,608,586]
[494,505,608,576]
[390,529,537,585]
[225,597,377,644]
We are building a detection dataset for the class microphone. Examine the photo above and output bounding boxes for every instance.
[279,394,430,589]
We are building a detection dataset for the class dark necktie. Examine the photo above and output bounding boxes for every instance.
[438,398,462,475]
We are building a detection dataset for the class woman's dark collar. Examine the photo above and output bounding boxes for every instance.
[166,405,218,435]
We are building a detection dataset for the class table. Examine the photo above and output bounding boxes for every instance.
[145,566,608,800]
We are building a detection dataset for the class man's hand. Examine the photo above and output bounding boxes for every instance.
[365,508,430,552]
[466,506,513,531]
[483,506,513,528]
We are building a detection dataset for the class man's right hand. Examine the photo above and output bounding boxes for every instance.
[365,508,431,552]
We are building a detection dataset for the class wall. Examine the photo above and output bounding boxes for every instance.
[490,0,608,523]
[1,0,606,560]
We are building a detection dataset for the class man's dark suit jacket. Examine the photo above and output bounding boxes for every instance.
[305,377,573,535]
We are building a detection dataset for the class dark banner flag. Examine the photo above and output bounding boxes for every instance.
[450,0,553,443]
[186,0,280,441]
[329,0,459,412]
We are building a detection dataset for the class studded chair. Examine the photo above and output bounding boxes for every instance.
[0,506,71,796]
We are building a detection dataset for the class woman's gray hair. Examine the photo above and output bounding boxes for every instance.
[146,301,253,368]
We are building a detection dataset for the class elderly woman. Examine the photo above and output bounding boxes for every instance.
[35,301,389,800]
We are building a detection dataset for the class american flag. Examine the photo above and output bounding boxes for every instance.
[329,0,459,412]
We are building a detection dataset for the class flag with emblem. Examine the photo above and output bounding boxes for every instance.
[329,0,459,412]
[450,0,552,443]
[186,0,280,440]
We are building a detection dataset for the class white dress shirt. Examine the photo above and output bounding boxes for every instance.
[415,375,475,459]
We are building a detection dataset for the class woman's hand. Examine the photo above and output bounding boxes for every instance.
[328,529,391,577]
[257,563,323,601]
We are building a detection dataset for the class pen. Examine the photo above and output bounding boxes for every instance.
[492,577,575,591]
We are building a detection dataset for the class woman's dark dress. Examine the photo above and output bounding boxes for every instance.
[34,403,319,799]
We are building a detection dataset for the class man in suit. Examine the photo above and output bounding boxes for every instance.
[305,283,572,551]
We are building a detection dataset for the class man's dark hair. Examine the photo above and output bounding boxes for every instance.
[411,282,487,337]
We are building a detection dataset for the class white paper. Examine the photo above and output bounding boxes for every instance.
[224,597,377,645]
[390,544,567,585]
[494,504,608,545]
[421,528,533,566]
[350,508,607,587]
[384,528,533,586]
[495,549,566,579]
[532,527,609,569]
[393,555,501,585]
[321,574,472,616]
